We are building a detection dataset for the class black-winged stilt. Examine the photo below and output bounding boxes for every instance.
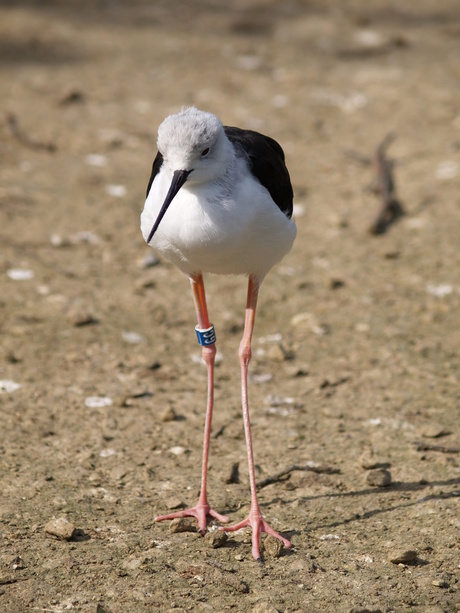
[141,107,296,561]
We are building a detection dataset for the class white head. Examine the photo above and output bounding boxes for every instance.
[157,107,232,185]
[147,107,233,242]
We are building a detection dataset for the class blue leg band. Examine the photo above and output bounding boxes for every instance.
[195,324,216,346]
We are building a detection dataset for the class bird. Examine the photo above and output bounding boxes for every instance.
[140,106,297,561]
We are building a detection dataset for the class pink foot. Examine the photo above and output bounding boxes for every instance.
[155,500,229,534]
[221,508,291,561]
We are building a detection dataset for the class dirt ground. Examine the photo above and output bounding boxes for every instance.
[1,1,460,611]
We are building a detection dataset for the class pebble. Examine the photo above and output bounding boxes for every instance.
[264,343,287,362]
[388,549,417,565]
[251,603,280,613]
[205,530,228,549]
[122,556,144,571]
[0,380,21,394]
[58,88,85,105]
[7,268,34,281]
[135,274,157,290]
[44,517,76,540]
[160,406,177,422]
[105,184,127,198]
[85,153,107,167]
[290,312,328,335]
[66,304,98,327]
[85,396,113,408]
[139,252,160,268]
[110,466,127,481]
[169,446,186,456]
[431,577,450,588]
[122,331,145,344]
[11,556,25,570]
[263,536,284,559]
[69,230,101,245]
[366,469,392,487]
[421,423,449,439]
[329,277,345,290]
[164,497,185,510]
[169,518,196,534]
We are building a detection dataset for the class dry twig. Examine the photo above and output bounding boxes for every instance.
[6,112,56,152]
[414,441,460,454]
[368,132,404,234]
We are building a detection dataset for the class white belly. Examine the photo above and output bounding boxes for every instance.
[140,167,296,279]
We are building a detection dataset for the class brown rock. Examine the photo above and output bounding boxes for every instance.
[205,529,228,548]
[168,517,196,533]
[263,536,284,559]
[366,469,392,487]
[44,517,75,540]
[388,549,417,565]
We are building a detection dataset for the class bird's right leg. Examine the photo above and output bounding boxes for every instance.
[155,273,229,534]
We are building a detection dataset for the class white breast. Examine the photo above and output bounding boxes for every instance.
[140,160,296,279]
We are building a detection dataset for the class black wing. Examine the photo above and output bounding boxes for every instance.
[146,150,164,198]
[224,126,293,219]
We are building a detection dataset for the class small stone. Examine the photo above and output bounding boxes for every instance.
[388,549,417,565]
[7,268,34,281]
[169,518,196,533]
[59,89,85,105]
[366,469,392,487]
[0,380,21,394]
[264,344,286,362]
[329,277,345,290]
[110,466,127,481]
[139,252,160,269]
[135,274,157,290]
[160,406,177,422]
[164,497,185,510]
[251,603,280,613]
[263,536,284,559]
[421,423,449,439]
[11,556,25,570]
[169,446,186,456]
[122,555,145,571]
[67,304,98,327]
[44,517,76,540]
[234,554,245,561]
[205,530,228,548]
[431,577,450,588]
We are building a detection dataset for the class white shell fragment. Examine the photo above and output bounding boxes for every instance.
[0,380,21,394]
[426,283,453,298]
[7,268,34,281]
[435,160,459,180]
[85,153,107,167]
[85,396,113,408]
[105,184,127,198]
[122,331,145,344]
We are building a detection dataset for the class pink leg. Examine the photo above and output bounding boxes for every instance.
[222,275,292,561]
[155,273,229,533]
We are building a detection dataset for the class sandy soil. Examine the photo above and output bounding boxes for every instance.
[1,1,460,611]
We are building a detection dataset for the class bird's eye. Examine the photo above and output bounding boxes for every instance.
[201,147,210,157]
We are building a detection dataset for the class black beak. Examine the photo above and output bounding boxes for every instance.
[147,169,192,243]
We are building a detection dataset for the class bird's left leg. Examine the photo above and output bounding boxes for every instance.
[155,273,228,534]
[222,275,292,561]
